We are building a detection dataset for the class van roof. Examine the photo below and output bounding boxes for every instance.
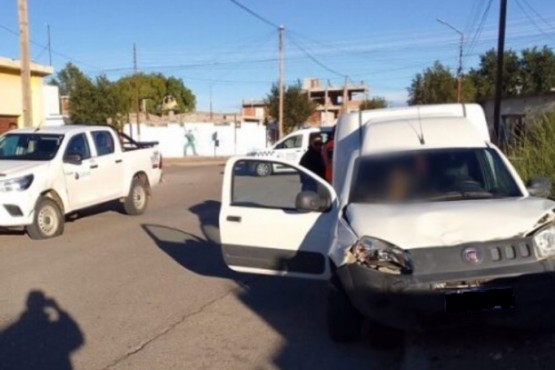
[361,116,488,154]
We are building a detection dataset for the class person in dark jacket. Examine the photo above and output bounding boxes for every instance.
[299,134,325,191]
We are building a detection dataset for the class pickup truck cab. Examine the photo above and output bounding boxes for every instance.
[247,127,333,176]
[0,125,162,239]
[219,104,555,342]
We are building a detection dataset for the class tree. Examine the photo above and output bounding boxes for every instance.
[520,46,555,95]
[266,81,316,133]
[407,61,458,105]
[52,64,196,125]
[50,63,89,96]
[468,49,521,100]
[115,73,196,115]
[359,96,387,110]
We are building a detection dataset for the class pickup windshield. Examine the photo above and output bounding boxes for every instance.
[351,148,522,203]
[0,133,64,161]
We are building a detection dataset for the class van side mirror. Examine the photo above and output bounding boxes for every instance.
[527,176,551,198]
[64,154,82,166]
[295,191,330,212]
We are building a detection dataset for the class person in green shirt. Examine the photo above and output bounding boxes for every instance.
[184,129,197,156]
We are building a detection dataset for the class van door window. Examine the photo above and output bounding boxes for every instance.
[92,131,115,156]
[65,134,91,160]
[232,160,328,210]
[275,135,303,150]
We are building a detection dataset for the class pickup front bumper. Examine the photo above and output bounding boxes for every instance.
[337,240,555,330]
[0,191,35,227]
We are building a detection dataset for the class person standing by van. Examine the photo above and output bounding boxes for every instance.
[322,127,335,183]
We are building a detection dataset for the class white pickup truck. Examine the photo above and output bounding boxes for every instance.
[219,104,555,343]
[247,127,333,176]
[0,125,162,239]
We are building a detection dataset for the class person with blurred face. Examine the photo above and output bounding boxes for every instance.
[300,133,326,179]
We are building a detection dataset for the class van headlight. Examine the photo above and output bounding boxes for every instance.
[533,224,555,258]
[350,236,413,274]
[0,174,34,192]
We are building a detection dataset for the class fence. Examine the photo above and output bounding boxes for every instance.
[123,122,268,158]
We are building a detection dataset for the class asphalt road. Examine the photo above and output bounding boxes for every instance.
[1,165,555,370]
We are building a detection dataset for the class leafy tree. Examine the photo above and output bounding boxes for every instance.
[359,96,387,110]
[266,81,316,133]
[53,63,196,125]
[408,61,458,105]
[520,46,555,95]
[50,63,89,96]
[468,49,521,100]
[115,73,195,115]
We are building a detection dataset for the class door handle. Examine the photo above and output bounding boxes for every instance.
[115,159,123,164]
[90,164,99,169]
[226,216,242,223]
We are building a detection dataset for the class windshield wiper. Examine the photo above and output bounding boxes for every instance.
[425,191,495,201]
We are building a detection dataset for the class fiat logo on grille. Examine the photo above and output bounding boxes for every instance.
[462,247,482,264]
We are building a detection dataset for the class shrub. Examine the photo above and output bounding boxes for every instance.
[507,110,555,194]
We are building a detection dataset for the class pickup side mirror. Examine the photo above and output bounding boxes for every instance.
[527,176,551,198]
[295,191,330,213]
[63,154,83,166]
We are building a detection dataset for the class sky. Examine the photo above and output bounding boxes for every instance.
[1,0,554,112]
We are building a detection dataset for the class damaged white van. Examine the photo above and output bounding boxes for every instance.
[219,104,555,342]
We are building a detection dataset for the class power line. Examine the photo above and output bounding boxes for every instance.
[515,0,555,41]
[227,0,279,29]
[465,0,494,60]
[520,0,555,32]
[287,34,345,77]
[0,23,99,70]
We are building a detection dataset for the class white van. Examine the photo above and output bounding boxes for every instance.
[219,104,555,342]
[246,127,332,176]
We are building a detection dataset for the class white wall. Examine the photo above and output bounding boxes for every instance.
[123,122,268,158]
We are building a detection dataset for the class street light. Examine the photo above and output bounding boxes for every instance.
[437,18,464,103]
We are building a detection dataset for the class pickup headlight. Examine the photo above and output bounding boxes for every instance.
[533,224,555,258]
[350,236,413,274]
[0,174,34,192]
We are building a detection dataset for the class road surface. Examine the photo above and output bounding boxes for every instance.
[1,165,554,370]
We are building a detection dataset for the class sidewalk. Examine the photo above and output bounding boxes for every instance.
[164,156,230,167]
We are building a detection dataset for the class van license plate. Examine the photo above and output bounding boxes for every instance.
[445,288,515,313]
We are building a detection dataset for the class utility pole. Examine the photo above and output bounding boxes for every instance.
[46,23,52,66]
[342,75,348,114]
[133,43,140,138]
[437,19,464,103]
[278,25,285,139]
[493,0,508,143]
[18,0,32,127]
[209,85,213,121]
[324,80,329,124]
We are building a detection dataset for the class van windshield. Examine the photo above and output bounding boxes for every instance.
[350,148,523,203]
[0,133,64,161]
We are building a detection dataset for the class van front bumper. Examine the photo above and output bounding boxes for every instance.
[336,257,555,330]
[0,191,35,227]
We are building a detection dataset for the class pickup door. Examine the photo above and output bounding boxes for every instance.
[89,130,125,200]
[63,132,100,209]
[219,157,338,279]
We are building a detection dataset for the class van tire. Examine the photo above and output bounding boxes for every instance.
[327,277,363,343]
[27,197,64,240]
[123,177,149,215]
[255,162,272,177]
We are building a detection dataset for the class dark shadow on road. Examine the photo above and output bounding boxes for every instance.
[142,200,399,369]
[0,290,84,370]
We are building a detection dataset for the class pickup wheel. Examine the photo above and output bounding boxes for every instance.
[327,276,363,343]
[26,197,64,240]
[255,162,272,177]
[123,177,149,216]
